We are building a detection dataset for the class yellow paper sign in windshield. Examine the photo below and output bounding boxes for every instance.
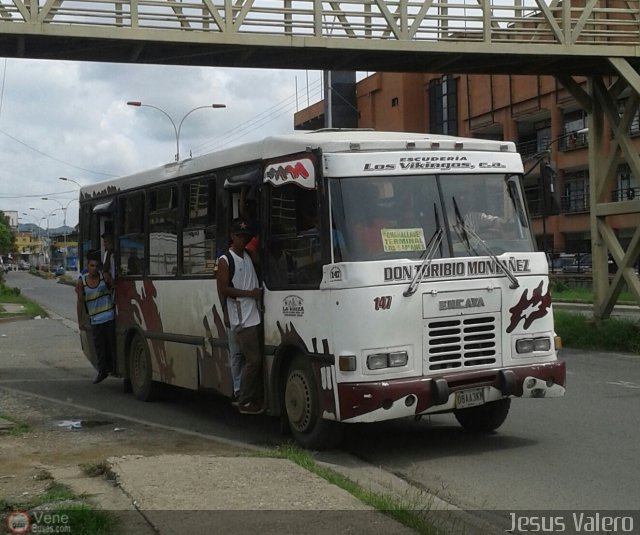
[381,228,426,252]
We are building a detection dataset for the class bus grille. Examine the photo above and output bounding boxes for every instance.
[426,316,498,371]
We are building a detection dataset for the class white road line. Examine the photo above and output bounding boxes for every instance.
[606,380,640,389]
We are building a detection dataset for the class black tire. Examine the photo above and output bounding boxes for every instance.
[454,398,511,433]
[284,355,343,450]
[128,334,162,402]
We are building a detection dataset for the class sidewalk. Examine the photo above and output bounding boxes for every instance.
[50,454,425,535]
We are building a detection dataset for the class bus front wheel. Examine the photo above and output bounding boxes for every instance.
[284,356,343,450]
[453,398,511,432]
[128,334,161,402]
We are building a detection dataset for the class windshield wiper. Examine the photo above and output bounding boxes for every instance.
[454,220,520,289]
[404,204,443,297]
[452,196,471,252]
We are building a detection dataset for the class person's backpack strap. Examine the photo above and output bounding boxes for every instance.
[222,251,236,289]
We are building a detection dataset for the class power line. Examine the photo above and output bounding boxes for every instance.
[0,128,116,178]
[215,86,324,151]
[0,189,78,199]
[191,76,324,155]
[197,83,323,153]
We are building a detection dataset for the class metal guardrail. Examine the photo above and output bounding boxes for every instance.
[0,0,640,51]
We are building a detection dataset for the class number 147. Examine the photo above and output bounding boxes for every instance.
[374,296,392,310]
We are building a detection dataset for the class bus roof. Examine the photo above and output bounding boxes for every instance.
[79,129,518,199]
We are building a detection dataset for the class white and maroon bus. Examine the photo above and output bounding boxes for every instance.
[78,130,565,449]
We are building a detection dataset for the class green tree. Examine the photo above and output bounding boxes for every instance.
[0,211,15,257]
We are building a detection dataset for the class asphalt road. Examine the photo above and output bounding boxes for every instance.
[3,271,640,514]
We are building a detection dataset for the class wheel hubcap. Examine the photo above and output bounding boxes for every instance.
[132,341,146,387]
[285,370,312,432]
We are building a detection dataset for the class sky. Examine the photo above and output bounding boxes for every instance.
[0,58,326,229]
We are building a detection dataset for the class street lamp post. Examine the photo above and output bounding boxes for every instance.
[127,101,226,161]
[41,197,77,270]
[59,176,83,189]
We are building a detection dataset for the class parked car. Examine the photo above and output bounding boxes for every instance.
[18,260,29,271]
[54,265,66,277]
[562,253,592,273]
[548,254,576,273]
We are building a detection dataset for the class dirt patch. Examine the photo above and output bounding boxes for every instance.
[0,389,244,508]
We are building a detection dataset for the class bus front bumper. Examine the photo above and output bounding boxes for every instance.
[337,360,566,423]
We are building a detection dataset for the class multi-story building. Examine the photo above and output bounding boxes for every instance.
[294,72,640,259]
[13,231,45,265]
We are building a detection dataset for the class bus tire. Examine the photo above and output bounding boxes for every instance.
[284,355,343,450]
[128,334,161,402]
[453,398,511,433]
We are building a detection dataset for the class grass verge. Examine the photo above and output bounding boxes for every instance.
[263,445,442,535]
[0,412,117,534]
[2,481,117,535]
[554,310,640,353]
[0,283,47,319]
[0,412,32,435]
[552,285,637,304]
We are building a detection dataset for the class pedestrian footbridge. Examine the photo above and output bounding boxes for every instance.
[0,0,639,75]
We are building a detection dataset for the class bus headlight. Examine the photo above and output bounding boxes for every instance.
[516,337,552,354]
[367,353,389,370]
[366,351,409,370]
[516,339,535,354]
[533,338,551,352]
[389,351,409,367]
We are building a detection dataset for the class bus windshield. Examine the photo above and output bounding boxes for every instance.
[330,173,534,262]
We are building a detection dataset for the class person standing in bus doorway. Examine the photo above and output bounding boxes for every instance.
[217,219,264,415]
[76,249,116,384]
[101,232,116,279]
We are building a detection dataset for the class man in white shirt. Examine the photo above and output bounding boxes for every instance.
[217,219,263,415]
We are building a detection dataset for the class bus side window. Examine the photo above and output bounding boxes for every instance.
[118,192,146,276]
[183,177,216,275]
[268,185,321,287]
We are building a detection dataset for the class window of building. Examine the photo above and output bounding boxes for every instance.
[119,192,145,276]
[182,176,216,275]
[391,97,399,107]
[559,109,587,150]
[149,185,178,276]
[563,109,586,134]
[536,127,552,152]
[524,185,542,217]
[614,164,638,201]
[428,75,457,135]
[617,98,640,137]
[563,170,589,213]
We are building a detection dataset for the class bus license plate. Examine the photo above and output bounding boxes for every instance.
[455,388,485,409]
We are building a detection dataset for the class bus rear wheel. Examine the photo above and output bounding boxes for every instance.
[453,398,511,432]
[284,356,342,450]
[128,334,162,402]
